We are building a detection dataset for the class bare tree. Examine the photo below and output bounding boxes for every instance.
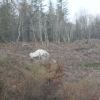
[56,0,68,43]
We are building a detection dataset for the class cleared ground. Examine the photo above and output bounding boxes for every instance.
[0,39,100,100]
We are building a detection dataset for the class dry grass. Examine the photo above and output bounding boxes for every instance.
[59,78,100,100]
[0,46,65,100]
[0,40,100,100]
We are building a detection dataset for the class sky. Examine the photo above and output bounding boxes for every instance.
[68,0,100,21]
[44,0,100,21]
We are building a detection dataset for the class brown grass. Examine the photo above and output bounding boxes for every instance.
[0,48,65,100]
[60,79,100,100]
[0,40,100,100]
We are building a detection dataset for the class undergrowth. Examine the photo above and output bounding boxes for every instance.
[0,42,100,100]
[0,56,65,100]
[76,62,100,70]
[0,57,10,67]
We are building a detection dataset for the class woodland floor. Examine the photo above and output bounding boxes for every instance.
[0,39,100,100]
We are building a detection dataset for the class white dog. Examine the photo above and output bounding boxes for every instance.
[29,49,50,60]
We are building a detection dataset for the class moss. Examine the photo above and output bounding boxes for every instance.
[76,62,100,70]
[84,63,100,69]
[0,57,10,67]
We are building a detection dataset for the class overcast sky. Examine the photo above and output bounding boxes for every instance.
[68,0,100,20]
[44,0,100,21]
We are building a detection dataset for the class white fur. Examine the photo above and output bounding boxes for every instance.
[29,49,50,60]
